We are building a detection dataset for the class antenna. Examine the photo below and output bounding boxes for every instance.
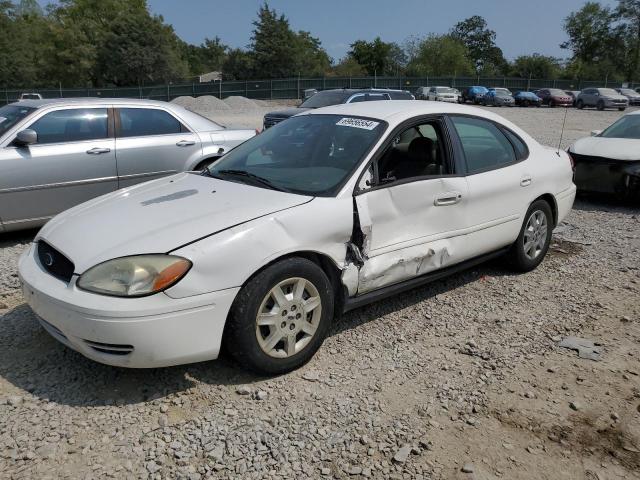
[556,106,569,156]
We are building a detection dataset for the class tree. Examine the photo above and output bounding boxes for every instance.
[348,37,403,76]
[94,13,188,86]
[406,34,474,76]
[292,31,331,77]
[562,2,614,64]
[511,54,561,79]
[222,48,253,80]
[329,56,367,77]
[616,0,640,81]
[450,16,508,74]
[182,37,227,76]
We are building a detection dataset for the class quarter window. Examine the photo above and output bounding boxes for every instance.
[118,108,183,137]
[28,108,108,144]
[451,116,517,173]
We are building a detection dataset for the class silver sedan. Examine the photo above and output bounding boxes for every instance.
[0,98,255,232]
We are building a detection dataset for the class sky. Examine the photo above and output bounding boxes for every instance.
[40,0,619,62]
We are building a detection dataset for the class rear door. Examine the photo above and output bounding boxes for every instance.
[114,107,202,188]
[0,106,117,229]
[448,115,532,257]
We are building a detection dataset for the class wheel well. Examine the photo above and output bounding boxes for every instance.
[238,251,346,317]
[194,156,220,171]
[533,193,558,226]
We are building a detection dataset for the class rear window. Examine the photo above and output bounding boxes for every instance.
[118,108,183,137]
[300,90,350,108]
[451,116,517,173]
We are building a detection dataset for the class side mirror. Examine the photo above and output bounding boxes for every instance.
[591,130,602,137]
[14,129,37,146]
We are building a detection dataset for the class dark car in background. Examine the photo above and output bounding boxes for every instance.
[514,91,542,107]
[461,86,489,104]
[262,88,414,129]
[565,90,581,106]
[616,88,640,106]
[482,88,515,107]
[534,88,573,107]
[576,88,628,111]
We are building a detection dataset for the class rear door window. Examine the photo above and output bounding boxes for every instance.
[118,108,184,138]
[450,116,517,173]
[28,108,108,144]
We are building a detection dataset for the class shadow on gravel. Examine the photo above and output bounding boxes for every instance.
[0,228,38,247]
[0,257,514,407]
[573,193,640,214]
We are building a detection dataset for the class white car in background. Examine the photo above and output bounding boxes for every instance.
[568,110,640,199]
[19,101,576,374]
[426,86,460,103]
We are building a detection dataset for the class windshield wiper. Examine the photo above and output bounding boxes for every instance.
[215,169,287,192]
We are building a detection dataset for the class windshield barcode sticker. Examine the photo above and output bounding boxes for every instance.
[336,118,379,130]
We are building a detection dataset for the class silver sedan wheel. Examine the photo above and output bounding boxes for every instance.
[523,210,548,260]
[255,277,322,358]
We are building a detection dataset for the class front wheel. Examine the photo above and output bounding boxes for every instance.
[618,107,626,111]
[576,100,584,109]
[523,100,530,107]
[506,200,553,272]
[224,257,334,374]
[549,100,555,108]
[597,101,605,111]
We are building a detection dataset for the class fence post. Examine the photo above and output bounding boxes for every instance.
[166,84,170,101]
[297,73,300,100]
[219,79,222,99]
[192,83,195,97]
[349,76,352,88]
[139,85,142,99]
[245,80,248,98]
[323,76,326,90]
[270,80,273,100]
[4,88,8,105]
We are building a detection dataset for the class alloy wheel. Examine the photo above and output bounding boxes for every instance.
[255,277,322,358]
[523,210,548,261]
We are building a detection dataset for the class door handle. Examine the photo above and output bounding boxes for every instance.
[176,140,196,147]
[520,176,532,187]
[86,147,110,155]
[434,192,463,206]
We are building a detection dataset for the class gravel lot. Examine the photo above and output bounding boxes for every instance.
[1,103,639,480]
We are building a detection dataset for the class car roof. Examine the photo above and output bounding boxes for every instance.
[9,98,225,131]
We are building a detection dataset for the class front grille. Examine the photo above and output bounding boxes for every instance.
[263,116,285,129]
[37,241,75,283]
[84,340,134,356]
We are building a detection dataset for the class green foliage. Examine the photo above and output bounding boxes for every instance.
[406,34,474,77]
[222,49,254,80]
[328,57,367,77]
[450,16,508,75]
[510,54,562,79]
[181,37,227,77]
[348,37,404,76]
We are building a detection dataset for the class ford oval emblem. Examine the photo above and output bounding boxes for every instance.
[43,252,54,267]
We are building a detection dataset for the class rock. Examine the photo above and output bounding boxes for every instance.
[302,371,320,382]
[461,463,475,473]
[347,466,362,475]
[255,390,268,401]
[8,396,23,406]
[224,408,238,416]
[146,461,161,474]
[321,467,331,475]
[558,336,602,361]
[393,444,412,463]
[159,404,169,413]
[158,415,169,427]
[236,385,252,396]
[570,401,581,411]
[524,391,536,399]
[611,412,620,421]
[206,444,224,463]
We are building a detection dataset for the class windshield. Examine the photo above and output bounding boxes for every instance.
[0,104,36,137]
[494,90,511,97]
[473,86,489,93]
[619,89,637,95]
[599,88,619,96]
[300,90,350,108]
[436,87,456,93]
[549,89,566,96]
[207,114,386,196]
[600,115,640,139]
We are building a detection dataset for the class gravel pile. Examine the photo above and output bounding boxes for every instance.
[1,106,639,479]
[171,95,231,114]
[222,96,262,112]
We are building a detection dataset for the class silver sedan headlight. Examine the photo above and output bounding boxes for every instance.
[77,255,192,297]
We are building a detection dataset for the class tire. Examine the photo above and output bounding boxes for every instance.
[618,107,626,111]
[225,257,334,375]
[523,100,530,107]
[576,100,584,109]
[506,200,553,272]
[549,100,555,108]
[195,157,219,171]
[597,101,605,111]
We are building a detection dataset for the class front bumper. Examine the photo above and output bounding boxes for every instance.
[571,153,640,198]
[604,100,629,108]
[18,244,240,368]
[437,96,459,103]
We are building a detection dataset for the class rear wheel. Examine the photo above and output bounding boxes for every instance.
[225,257,334,374]
[506,200,553,272]
[597,100,605,111]
[576,100,584,109]
[523,100,530,107]
[549,100,555,108]
[618,107,626,111]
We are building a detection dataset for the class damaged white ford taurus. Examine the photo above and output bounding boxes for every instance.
[19,101,576,374]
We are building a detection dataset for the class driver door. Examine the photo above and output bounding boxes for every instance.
[353,117,470,294]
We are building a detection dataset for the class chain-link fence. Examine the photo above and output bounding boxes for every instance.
[2,75,637,106]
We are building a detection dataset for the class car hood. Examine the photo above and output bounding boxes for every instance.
[37,173,313,273]
[569,136,640,161]
[264,107,310,119]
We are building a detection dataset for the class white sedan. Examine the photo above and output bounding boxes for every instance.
[568,110,640,199]
[18,101,576,374]
[426,86,461,103]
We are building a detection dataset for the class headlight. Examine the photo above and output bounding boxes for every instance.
[77,255,191,297]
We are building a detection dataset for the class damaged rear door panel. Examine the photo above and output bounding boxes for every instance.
[351,177,470,294]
